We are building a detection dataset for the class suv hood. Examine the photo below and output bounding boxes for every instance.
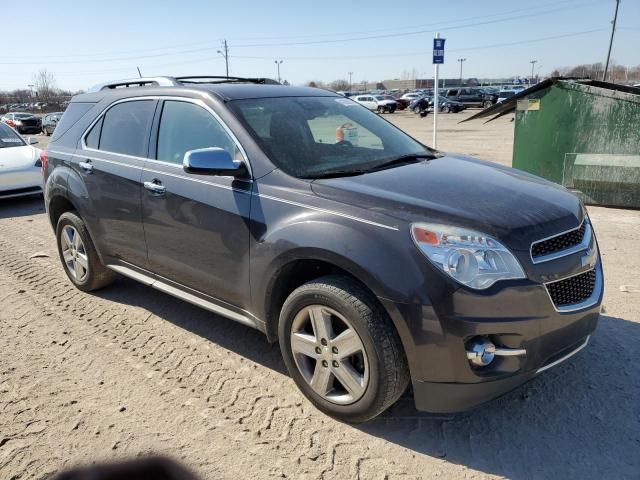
[311,154,583,252]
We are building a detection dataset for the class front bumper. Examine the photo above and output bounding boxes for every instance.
[379,261,602,413]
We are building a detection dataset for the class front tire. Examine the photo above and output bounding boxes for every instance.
[279,275,409,423]
[377,105,384,114]
[56,211,116,292]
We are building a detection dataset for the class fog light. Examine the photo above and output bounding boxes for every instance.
[466,336,528,367]
[466,337,496,367]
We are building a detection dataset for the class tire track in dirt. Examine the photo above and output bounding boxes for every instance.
[0,217,468,479]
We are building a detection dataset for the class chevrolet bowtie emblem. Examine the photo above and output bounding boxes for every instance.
[581,245,597,268]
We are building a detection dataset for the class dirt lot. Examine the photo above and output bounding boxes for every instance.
[1,111,639,479]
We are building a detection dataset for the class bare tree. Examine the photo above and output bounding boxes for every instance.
[32,69,57,102]
[329,79,349,91]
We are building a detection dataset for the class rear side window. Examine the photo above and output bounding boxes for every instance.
[156,101,235,165]
[50,102,94,141]
[99,100,155,157]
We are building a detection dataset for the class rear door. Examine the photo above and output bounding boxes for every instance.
[77,98,156,268]
[140,98,252,308]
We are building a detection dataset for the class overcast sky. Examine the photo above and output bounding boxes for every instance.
[1,0,638,91]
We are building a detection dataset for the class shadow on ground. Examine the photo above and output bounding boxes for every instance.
[93,276,640,479]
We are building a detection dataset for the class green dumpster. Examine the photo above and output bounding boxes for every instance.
[466,79,640,208]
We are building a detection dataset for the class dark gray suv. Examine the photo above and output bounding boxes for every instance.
[43,76,602,422]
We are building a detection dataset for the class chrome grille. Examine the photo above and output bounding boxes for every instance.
[546,269,596,307]
[531,222,586,259]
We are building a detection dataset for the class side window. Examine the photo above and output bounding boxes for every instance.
[99,100,155,157]
[84,116,103,149]
[156,101,236,165]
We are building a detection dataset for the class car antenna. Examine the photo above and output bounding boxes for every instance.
[136,66,142,78]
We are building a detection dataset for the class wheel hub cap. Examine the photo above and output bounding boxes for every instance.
[61,225,89,282]
[290,305,369,405]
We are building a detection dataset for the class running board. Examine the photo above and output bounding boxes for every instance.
[107,264,261,331]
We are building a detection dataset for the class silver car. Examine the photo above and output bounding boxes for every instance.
[0,123,42,198]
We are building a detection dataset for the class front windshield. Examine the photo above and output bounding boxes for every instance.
[14,113,33,119]
[228,96,432,178]
[0,123,25,148]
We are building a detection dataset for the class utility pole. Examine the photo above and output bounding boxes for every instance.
[530,60,538,84]
[348,72,353,91]
[274,60,283,83]
[217,40,229,79]
[603,0,620,81]
[433,32,442,148]
[457,58,466,86]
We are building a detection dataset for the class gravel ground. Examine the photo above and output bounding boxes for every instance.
[1,111,639,479]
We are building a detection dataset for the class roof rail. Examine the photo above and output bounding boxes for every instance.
[175,76,280,85]
[87,76,180,92]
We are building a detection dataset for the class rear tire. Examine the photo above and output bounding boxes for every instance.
[483,100,493,108]
[279,275,409,423]
[56,211,116,292]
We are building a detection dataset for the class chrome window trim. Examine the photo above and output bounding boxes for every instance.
[530,218,591,264]
[536,335,590,374]
[543,259,602,313]
[78,95,253,178]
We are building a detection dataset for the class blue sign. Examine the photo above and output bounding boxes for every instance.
[433,38,446,64]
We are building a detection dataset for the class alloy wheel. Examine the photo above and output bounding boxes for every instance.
[61,225,89,282]
[290,305,369,405]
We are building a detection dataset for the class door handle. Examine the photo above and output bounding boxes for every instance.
[144,180,166,195]
[79,160,93,173]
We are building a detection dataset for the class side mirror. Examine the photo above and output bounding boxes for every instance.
[27,137,38,145]
[183,147,247,177]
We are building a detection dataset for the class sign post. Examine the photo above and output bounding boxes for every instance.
[432,33,445,148]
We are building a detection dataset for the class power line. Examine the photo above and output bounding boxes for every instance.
[0,27,613,78]
[0,0,589,61]
[0,1,601,65]
[227,28,611,61]
[231,2,602,48]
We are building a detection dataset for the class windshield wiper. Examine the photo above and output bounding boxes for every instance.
[367,153,433,172]
[307,153,434,179]
[306,169,371,179]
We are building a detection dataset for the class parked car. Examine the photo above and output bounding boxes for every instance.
[497,90,517,103]
[409,96,465,114]
[42,112,64,136]
[443,88,494,108]
[43,76,603,422]
[0,122,42,198]
[381,95,409,110]
[1,112,42,134]
[352,94,396,113]
[400,92,422,102]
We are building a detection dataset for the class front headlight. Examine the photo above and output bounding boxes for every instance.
[411,223,526,289]
[14,120,22,126]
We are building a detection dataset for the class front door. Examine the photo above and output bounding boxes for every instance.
[140,99,252,308]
